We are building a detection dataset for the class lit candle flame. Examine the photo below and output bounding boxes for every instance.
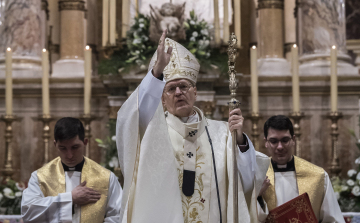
[293,44,297,48]
[332,45,336,49]
[42,49,47,52]
[85,45,90,50]
[6,47,11,52]
[252,45,256,49]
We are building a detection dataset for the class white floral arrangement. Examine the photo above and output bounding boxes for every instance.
[332,117,360,212]
[0,179,25,215]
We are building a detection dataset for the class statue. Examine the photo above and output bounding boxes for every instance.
[149,2,186,43]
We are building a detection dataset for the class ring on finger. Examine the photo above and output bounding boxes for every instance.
[158,39,162,45]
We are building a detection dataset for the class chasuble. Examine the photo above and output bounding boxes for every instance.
[21,157,122,223]
[116,70,270,223]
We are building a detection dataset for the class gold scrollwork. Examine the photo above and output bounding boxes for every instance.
[258,0,284,10]
[58,0,86,11]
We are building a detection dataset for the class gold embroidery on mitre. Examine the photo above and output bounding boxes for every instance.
[148,38,200,84]
[37,157,111,223]
[263,156,325,219]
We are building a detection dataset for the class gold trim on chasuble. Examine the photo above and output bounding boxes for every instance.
[167,107,212,223]
[262,156,325,218]
[37,157,111,223]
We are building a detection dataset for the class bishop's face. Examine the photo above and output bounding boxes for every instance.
[162,79,197,117]
[54,135,87,167]
[265,128,295,165]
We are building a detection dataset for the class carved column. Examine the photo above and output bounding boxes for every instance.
[298,0,357,76]
[52,0,86,77]
[0,0,43,78]
[257,0,290,76]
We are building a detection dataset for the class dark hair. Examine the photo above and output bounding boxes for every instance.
[54,117,85,142]
[264,115,294,139]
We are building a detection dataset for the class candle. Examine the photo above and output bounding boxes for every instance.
[84,46,92,115]
[234,0,241,48]
[291,44,300,113]
[5,48,12,115]
[109,0,116,45]
[214,0,221,46]
[330,45,338,112]
[223,0,229,42]
[102,0,109,46]
[250,46,259,114]
[122,0,129,38]
[42,49,50,115]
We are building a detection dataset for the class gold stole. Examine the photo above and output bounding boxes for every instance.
[263,156,325,219]
[37,157,111,223]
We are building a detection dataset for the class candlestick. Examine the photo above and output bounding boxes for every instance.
[227,33,240,223]
[289,112,305,157]
[42,49,50,115]
[330,45,338,112]
[234,0,241,48]
[327,111,342,177]
[5,48,12,116]
[109,0,116,45]
[250,46,259,114]
[38,114,54,164]
[84,45,92,115]
[213,0,221,46]
[223,0,229,42]
[102,0,109,46]
[292,44,300,113]
[80,114,96,157]
[1,115,17,180]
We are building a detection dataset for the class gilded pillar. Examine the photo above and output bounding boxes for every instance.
[52,0,86,77]
[298,0,357,76]
[257,0,290,76]
[0,0,43,78]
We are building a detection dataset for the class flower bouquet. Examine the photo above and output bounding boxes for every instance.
[0,178,26,215]
[332,116,360,211]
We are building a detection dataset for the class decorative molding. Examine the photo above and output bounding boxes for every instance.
[58,0,86,11]
[258,0,284,10]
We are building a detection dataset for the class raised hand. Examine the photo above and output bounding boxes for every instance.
[228,108,245,145]
[152,29,173,77]
[71,181,101,206]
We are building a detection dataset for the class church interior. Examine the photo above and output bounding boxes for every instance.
[0,0,360,218]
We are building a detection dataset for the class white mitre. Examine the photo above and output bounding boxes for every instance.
[148,38,200,84]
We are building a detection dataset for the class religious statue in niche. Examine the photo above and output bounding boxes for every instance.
[149,2,186,42]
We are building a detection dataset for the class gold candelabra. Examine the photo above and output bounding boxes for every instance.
[227,32,240,223]
[80,114,96,158]
[248,113,261,151]
[289,112,305,157]
[39,114,54,164]
[327,111,342,177]
[1,115,17,180]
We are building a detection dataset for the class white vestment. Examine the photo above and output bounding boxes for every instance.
[21,170,122,223]
[116,70,270,222]
[258,169,345,223]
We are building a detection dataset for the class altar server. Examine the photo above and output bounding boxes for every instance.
[21,117,122,223]
[257,115,344,223]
